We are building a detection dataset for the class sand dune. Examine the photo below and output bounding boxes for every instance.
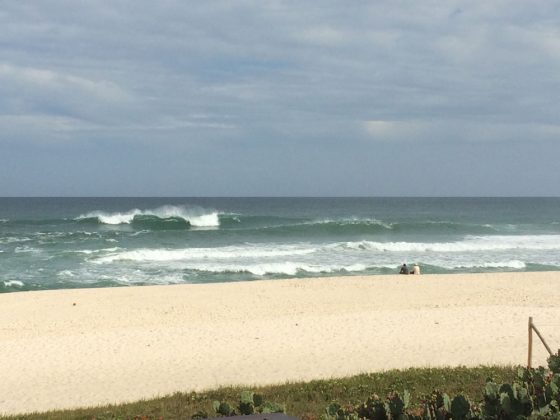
[1,272,559,415]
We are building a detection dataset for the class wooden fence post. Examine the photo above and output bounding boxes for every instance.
[527,316,554,369]
[528,317,533,369]
[532,322,554,356]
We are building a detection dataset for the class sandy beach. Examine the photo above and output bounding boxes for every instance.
[1,272,559,415]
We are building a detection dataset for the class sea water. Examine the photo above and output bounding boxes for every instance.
[1,197,559,292]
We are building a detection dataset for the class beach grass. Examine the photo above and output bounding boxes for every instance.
[2,365,518,420]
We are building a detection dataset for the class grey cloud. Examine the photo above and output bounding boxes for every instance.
[1,1,559,195]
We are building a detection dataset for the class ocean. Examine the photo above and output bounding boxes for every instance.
[1,197,559,293]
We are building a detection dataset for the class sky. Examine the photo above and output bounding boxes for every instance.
[1,1,559,197]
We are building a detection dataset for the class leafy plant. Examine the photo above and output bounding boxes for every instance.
[548,350,560,375]
[319,356,560,420]
[208,390,285,417]
[321,391,410,420]
[421,389,451,420]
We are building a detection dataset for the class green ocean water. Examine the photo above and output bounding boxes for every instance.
[1,197,559,292]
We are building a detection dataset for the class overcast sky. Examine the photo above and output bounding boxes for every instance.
[1,1,559,196]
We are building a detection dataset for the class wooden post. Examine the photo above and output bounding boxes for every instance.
[532,322,554,356]
[528,317,533,369]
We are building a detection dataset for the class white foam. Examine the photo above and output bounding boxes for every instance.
[92,244,317,264]
[439,260,526,269]
[302,218,393,230]
[74,247,121,255]
[103,272,187,285]
[341,235,560,253]
[57,270,75,278]
[189,213,219,227]
[477,260,526,269]
[192,262,368,276]
[0,236,32,244]
[76,205,220,227]
[130,230,149,236]
[3,280,24,287]
[80,209,140,224]
[14,246,40,254]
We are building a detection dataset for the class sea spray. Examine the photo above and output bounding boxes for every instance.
[77,205,220,227]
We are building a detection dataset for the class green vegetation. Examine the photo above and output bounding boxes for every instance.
[1,366,517,420]
[198,390,286,418]
[320,352,560,419]
[321,365,560,419]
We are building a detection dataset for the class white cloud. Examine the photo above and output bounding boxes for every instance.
[0,63,130,102]
[363,119,560,143]
[363,120,434,142]
[0,114,92,130]
[297,26,349,46]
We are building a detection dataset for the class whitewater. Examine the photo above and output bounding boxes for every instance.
[77,205,220,227]
[1,197,559,292]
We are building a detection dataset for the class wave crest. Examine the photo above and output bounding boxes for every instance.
[91,245,317,264]
[192,262,368,276]
[340,235,560,253]
[76,205,220,228]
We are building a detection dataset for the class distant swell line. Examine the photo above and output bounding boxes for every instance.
[222,217,505,236]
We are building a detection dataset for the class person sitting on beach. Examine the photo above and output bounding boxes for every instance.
[399,263,409,274]
[412,263,421,275]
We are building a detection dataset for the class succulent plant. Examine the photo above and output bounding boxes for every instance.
[450,395,470,420]
[549,350,560,375]
[212,400,234,416]
[210,390,285,418]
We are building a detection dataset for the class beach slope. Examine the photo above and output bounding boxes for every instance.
[1,272,559,415]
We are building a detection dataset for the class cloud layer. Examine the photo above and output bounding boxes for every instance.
[1,1,559,195]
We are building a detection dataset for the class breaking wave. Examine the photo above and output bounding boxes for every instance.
[2,280,24,288]
[339,235,560,253]
[76,205,220,228]
[91,244,317,264]
[190,262,369,276]
[87,234,560,266]
[3,197,560,293]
